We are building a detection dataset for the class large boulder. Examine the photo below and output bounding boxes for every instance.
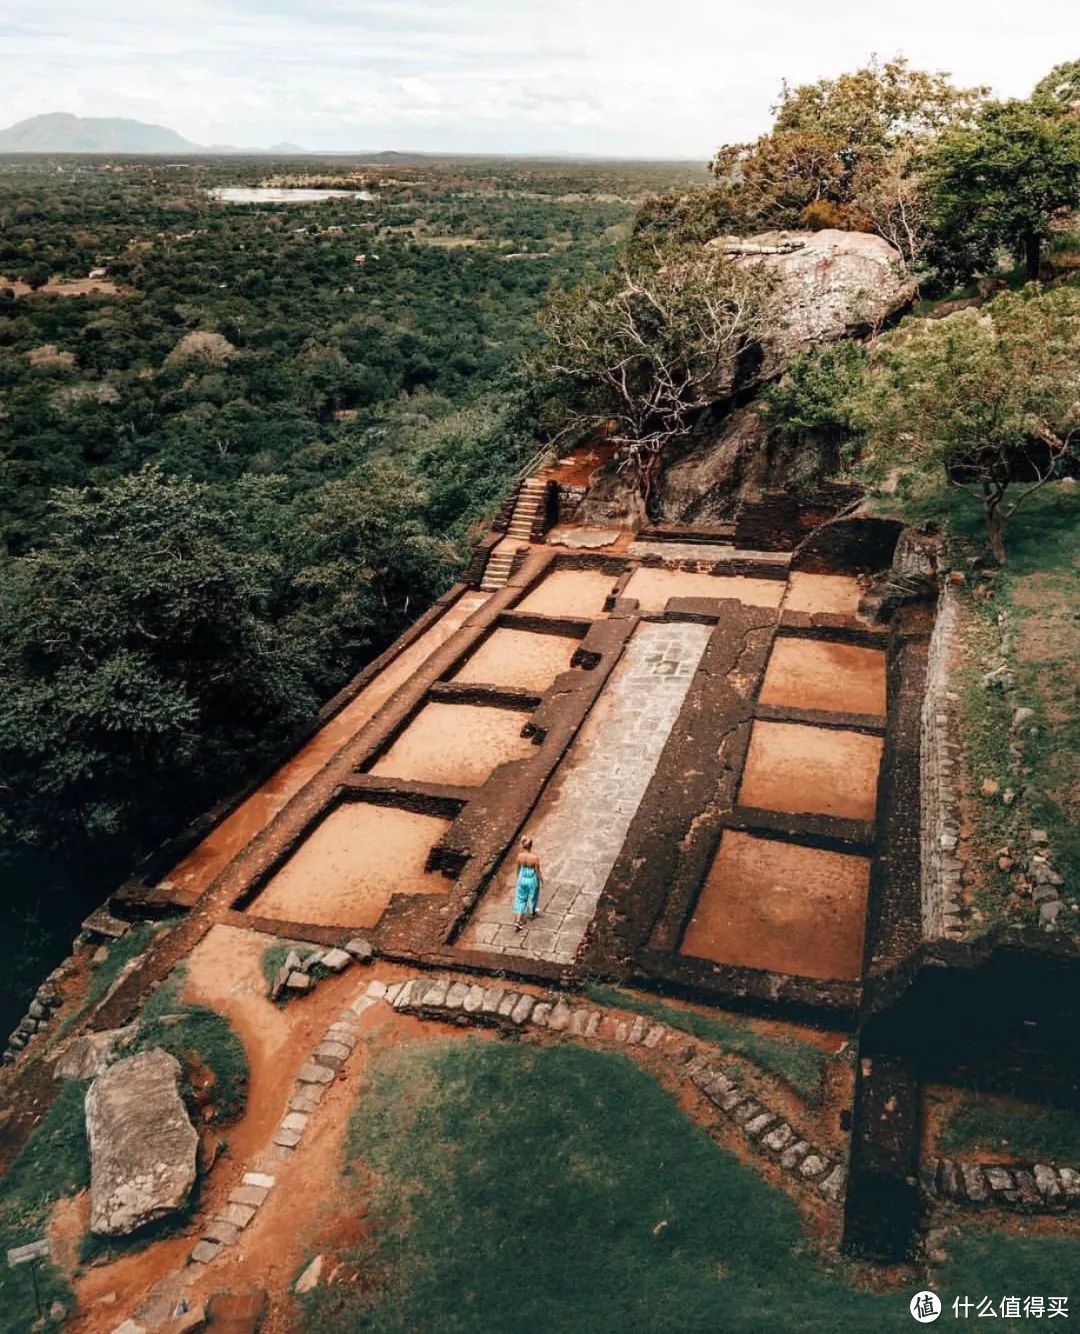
[655,408,769,522]
[54,1023,139,1081]
[85,1047,198,1236]
[716,229,916,383]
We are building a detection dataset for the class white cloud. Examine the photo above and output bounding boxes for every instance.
[0,0,1077,154]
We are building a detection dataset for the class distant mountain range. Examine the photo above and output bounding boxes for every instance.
[0,113,309,155]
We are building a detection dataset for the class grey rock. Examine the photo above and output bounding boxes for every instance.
[531,1002,552,1027]
[296,1062,334,1085]
[230,1183,271,1208]
[510,994,535,1025]
[799,1155,828,1179]
[1011,708,1035,731]
[54,1024,138,1082]
[445,981,470,1010]
[497,991,520,1018]
[319,948,352,972]
[547,1001,572,1033]
[482,988,505,1015]
[86,1049,197,1236]
[984,1167,1014,1192]
[273,1127,301,1149]
[219,1202,257,1229]
[732,1101,761,1126]
[285,971,312,992]
[463,985,486,1014]
[203,1218,240,1246]
[421,979,449,1008]
[960,1164,989,1204]
[190,1240,221,1265]
[780,1140,811,1170]
[763,1124,794,1153]
[818,1165,846,1202]
[627,1015,648,1045]
[315,1041,351,1069]
[743,1112,776,1139]
[344,938,374,962]
[295,1254,324,1294]
[1040,901,1063,926]
[643,1025,665,1049]
[1034,1164,1062,1201]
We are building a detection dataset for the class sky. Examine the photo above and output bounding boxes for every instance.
[2,0,1078,157]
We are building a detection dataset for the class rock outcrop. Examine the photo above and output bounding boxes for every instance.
[717,228,916,383]
[86,1047,198,1236]
[54,1023,139,1081]
[588,229,915,525]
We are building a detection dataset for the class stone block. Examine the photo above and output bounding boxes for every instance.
[547,1001,572,1033]
[481,988,505,1015]
[799,1155,827,1179]
[445,981,470,1010]
[743,1112,776,1139]
[281,1112,309,1134]
[497,992,520,1017]
[511,994,536,1025]
[960,1164,988,1204]
[229,1184,270,1209]
[779,1140,811,1170]
[365,980,388,999]
[345,938,374,962]
[732,1100,761,1126]
[643,1025,665,1048]
[531,1002,552,1027]
[984,1167,1014,1192]
[202,1218,240,1246]
[320,948,353,972]
[285,972,312,992]
[1034,1164,1062,1202]
[324,1026,358,1049]
[218,1202,257,1229]
[818,1165,846,1202]
[190,1240,221,1265]
[202,1221,237,1248]
[315,1041,351,1069]
[296,1063,334,1086]
[243,1172,276,1190]
[763,1123,794,1153]
[464,985,486,1014]
[274,1127,302,1149]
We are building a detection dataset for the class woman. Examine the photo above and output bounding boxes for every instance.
[513,836,542,931]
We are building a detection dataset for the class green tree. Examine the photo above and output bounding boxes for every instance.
[704,57,984,265]
[853,286,1080,560]
[0,468,316,851]
[925,96,1080,281]
[536,244,771,491]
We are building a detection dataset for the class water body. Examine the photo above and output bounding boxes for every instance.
[209,187,374,203]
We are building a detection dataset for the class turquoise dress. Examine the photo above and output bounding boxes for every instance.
[514,863,540,915]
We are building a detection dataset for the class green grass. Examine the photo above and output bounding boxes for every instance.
[940,1095,1080,1165]
[260,940,330,1003]
[0,1079,88,1331]
[585,982,829,1103]
[301,1038,1079,1332]
[130,967,249,1124]
[51,920,163,1044]
[874,480,1078,927]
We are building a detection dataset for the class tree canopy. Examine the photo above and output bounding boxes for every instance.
[853,286,1080,560]
[924,94,1080,282]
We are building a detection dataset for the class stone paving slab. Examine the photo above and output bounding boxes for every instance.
[461,621,712,963]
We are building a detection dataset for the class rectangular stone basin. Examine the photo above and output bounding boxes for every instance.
[681,830,870,981]
[783,572,864,618]
[368,701,534,786]
[759,638,887,718]
[737,720,882,823]
[515,568,616,618]
[249,803,451,928]
[452,627,578,692]
[622,567,784,612]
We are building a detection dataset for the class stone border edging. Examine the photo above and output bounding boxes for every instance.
[922,1158,1080,1214]
[382,976,847,1207]
[188,989,376,1265]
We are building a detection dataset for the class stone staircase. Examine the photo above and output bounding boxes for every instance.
[480,477,547,590]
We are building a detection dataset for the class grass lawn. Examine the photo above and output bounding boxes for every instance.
[585,982,829,1103]
[939,1093,1080,1165]
[873,480,1078,927]
[302,1038,1079,1332]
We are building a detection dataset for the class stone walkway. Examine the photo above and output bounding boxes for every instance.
[461,622,712,963]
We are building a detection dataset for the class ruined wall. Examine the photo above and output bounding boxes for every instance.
[920,586,965,940]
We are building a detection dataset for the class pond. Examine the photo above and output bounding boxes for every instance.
[208,187,374,203]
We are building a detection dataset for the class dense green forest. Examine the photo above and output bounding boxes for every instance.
[0,154,706,1024]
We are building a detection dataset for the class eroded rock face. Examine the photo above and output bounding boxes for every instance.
[655,409,769,522]
[54,1023,139,1081]
[576,466,648,530]
[86,1047,198,1236]
[720,229,916,382]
